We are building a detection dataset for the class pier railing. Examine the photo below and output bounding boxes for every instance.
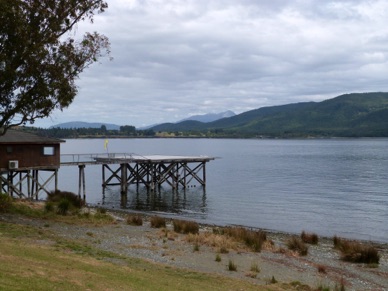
[60,153,134,165]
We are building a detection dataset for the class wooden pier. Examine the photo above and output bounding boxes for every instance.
[60,153,215,199]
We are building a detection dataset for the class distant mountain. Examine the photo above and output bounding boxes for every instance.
[178,110,235,123]
[138,110,235,130]
[151,92,388,137]
[51,121,121,130]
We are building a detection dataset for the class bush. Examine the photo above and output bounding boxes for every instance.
[44,201,55,213]
[0,193,13,213]
[173,219,199,234]
[224,227,266,252]
[228,260,237,271]
[301,231,319,245]
[47,190,84,208]
[287,236,308,256]
[334,237,380,264]
[150,216,166,228]
[56,198,70,215]
[127,214,143,226]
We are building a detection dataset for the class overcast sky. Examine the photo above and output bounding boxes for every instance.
[34,0,388,128]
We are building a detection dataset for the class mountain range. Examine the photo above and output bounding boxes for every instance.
[150,92,388,137]
[51,111,236,130]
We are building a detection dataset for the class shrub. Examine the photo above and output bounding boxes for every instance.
[0,193,13,213]
[56,198,70,215]
[333,236,380,264]
[301,231,319,245]
[47,190,84,208]
[173,219,199,234]
[228,260,237,271]
[250,262,260,273]
[44,201,55,213]
[215,254,221,262]
[127,214,143,226]
[287,236,308,256]
[317,264,327,274]
[150,216,166,228]
[224,227,266,252]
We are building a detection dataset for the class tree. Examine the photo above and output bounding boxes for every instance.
[0,0,110,135]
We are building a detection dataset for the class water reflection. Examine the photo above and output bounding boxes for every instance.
[101,185,207,218]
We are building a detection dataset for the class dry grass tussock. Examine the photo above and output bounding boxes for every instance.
[333,235,380,264]
[287,236,308,256]
[223,227,267,252]
[185,232,238,251]
[301,231,319,245]
[173,219,199,234]
[126,214,143,226]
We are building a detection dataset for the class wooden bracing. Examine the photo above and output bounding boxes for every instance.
[0,169,58,199]
[102,160,208,192]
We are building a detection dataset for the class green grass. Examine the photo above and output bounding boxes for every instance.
[0,221,267,291]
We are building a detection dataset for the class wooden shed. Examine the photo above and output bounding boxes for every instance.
[0,129,65,198]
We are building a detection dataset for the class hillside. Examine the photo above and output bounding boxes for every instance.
[151,92,388,137]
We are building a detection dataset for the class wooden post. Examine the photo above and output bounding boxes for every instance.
[27,170,31,198]
[120,163,128,194]
[203,162,206,187]
[78,165,86,201]
[54,169,58,192]
[102,164,106,187]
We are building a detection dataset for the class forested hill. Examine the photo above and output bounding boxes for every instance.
[151,92,388,137]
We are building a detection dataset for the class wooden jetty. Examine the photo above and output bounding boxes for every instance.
[61,153,215,199]
[1,130,215,201]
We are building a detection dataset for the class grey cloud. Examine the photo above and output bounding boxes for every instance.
[34,0,388,128]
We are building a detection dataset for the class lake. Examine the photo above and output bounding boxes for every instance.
[56,138,388,243]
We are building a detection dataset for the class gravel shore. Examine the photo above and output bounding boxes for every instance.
[2,208,387,290]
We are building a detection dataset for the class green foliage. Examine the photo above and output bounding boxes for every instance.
[57,198,70,215]
[46,190,85,216]
[0,0,110,132]
[0,193,12,212]
[148,92,388,138]
[228,260,237,271]
[215,254,221,262]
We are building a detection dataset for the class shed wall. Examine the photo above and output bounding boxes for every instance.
[0,144,60,170]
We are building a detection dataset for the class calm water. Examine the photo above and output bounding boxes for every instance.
[55,138,388,243]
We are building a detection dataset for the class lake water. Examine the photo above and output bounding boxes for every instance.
[55,138,388,243]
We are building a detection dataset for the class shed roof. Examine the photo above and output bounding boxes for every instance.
[0,129,65,144]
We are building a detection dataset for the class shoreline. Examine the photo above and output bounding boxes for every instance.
[1,202,388,290]
[95,205,388,246]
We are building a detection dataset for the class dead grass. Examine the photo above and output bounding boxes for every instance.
[150,216,166,228]
[287,236,308,256]
[126,214,143,226]
[185,232,238,252]
[301,231,319,245]
[333,236,380,264]
[173,219,199,234]
[223,227,267,252]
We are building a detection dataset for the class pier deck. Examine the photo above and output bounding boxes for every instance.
[61,153,215,198]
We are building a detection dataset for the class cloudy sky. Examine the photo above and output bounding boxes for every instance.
[35,0,388,128]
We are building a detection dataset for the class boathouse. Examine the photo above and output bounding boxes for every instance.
[0,129,64,198]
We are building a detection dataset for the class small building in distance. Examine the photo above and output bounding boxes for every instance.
[0,129,65,198]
